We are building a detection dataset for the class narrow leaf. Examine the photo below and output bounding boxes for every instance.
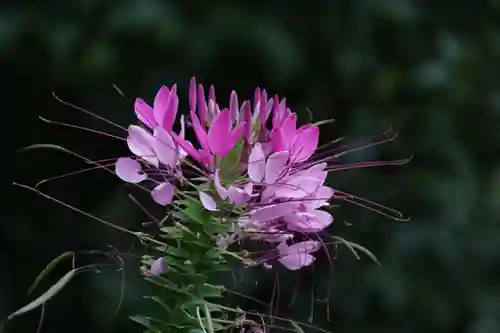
[291,321,306,333]
[28,251,74,295]
[8,268,79,320]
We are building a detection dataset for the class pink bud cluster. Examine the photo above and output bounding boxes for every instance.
[115,78,335,271]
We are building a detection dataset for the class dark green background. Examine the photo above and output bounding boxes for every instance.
[5,1,500,332]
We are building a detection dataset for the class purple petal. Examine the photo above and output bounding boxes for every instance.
[134,98,156,129]
[149,257,168,275]
[274,175,323,199]
[282,240,321,256]
[199,191,218,211]
[264,151,289,184]
[127,125,158,167]
[214,169,228,199]
[115,157,147,183]
[250,202,296,222]
[278,253,315,270]
[227,186,250,205]
[151,182,174,206]
[286,210,333,232]
[153,127,178,167]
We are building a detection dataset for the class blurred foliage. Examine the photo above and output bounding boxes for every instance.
[4,1,500,332]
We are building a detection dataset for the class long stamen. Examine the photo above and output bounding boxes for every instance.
[39,117,125,141]
[53,93,127,131]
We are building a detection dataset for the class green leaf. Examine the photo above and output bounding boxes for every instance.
[167,247,194,259]
[180,200,211,225]
[219,141,243,180]
[28,251,74,294]
[195,284,223,299]
[144,296,171,312]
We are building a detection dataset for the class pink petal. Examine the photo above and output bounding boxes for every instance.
[244,182,254,195]
[227,186,250,205]
[310,186,334,209]
[197,84,207,125]
[153,127,178,167]
[311,209,333,229]
[153,85,170,126]
[250,202,296,222]
[207,99,218,122]
[229,90,239,125]
[226,121,246,152]
[170,131,202,162]
[189,77,197,112]
[283,240,321,255]
[274,175,323,198]
[278,253,315,270]
[248,143,266,182]
[271,95,281,128]
[242,101,252,141]
[281,114,297,146]
[115,157,147,183]
[162,85,179,130]
[208,109,231,156]
[127,125,158,167]
[199,191,218,211]
[177,115,188,159]
[209,84,216,103]
[190,110,210,151]
[286,210,333,232]
[151,182,174,205]
[265,151,289,184]
[270,127,287,152]
[259,90,271,125]
[134,98,156,128]
[214,169,228,199]
[291,125,319,163]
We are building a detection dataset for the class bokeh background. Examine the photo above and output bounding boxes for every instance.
[5,1,500,332]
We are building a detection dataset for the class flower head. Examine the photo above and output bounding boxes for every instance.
[113,76,406,270]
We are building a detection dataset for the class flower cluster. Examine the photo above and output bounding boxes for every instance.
[116,78,340,271]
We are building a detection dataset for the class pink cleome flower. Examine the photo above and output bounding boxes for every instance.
[114,77,404,270]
